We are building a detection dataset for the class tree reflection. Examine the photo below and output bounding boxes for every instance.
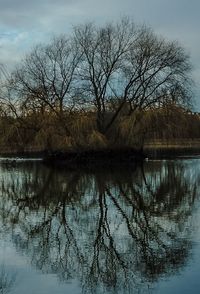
[0,160,199,293]
[0,266,16,294]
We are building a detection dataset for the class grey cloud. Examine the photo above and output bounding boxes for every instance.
[0,0,199,34]
[0,0,81,29]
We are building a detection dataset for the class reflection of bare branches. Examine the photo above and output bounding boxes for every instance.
[0,266,16,294]
[84,192,128,293]
[0,160,199,293]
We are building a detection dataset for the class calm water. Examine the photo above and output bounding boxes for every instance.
[0,157,200,294]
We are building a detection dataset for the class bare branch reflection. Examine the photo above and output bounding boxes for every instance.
[0,266,16,294]
[0,160,199,293]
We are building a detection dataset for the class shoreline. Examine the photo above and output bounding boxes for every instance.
[144,139,200,158]
[42,148,144,168]
[0,138,200,165]
[0,143,199,165]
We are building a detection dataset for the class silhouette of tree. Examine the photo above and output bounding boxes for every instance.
[0,160,198,293]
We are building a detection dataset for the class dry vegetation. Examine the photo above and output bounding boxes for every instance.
[0,104,199,154]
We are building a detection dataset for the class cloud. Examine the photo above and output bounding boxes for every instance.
[0,31,28,66]
[0,0,83,30]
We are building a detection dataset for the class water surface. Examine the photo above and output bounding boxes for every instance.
[0,158,199,293]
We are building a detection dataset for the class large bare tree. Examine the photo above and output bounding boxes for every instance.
[73,18,139,132]
[74,20,192,133]
[4,18,192,144]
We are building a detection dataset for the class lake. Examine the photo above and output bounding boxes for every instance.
[0,157,199,294]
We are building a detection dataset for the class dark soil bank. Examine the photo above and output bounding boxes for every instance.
[43,148,145,168]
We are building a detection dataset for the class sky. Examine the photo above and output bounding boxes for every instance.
[0,0,199,109]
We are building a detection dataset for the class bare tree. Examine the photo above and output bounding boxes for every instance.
[73,18,139,132]
[3,18,192,148]
[9,36,82,136]
[74,20,192,134]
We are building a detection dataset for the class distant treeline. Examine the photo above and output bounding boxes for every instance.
[0,18,198,154]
